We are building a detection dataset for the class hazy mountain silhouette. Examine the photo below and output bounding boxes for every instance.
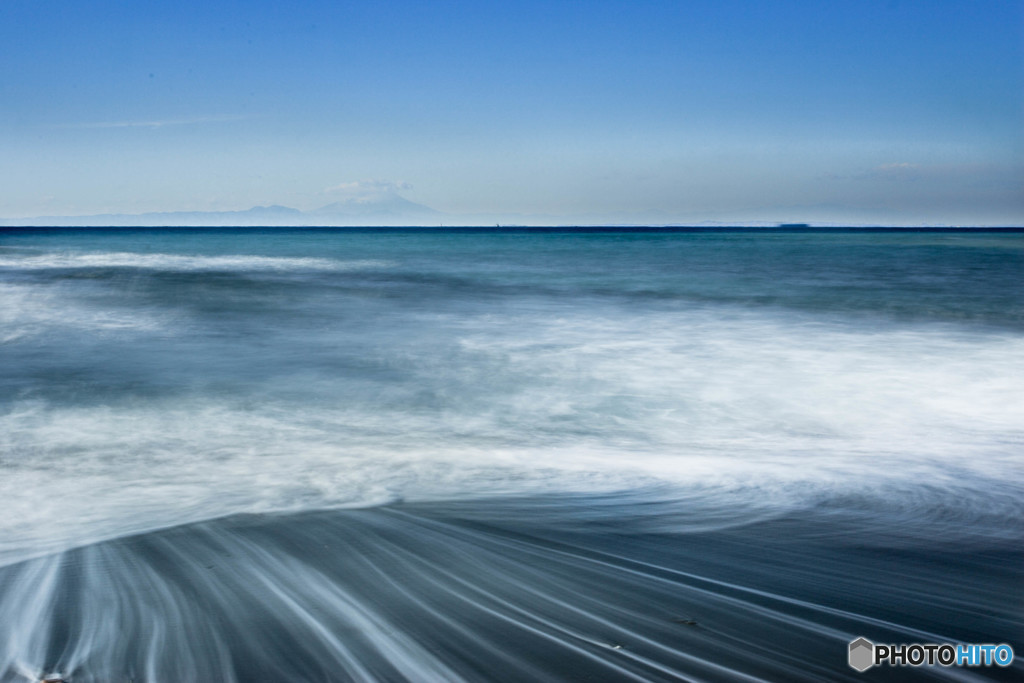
[0,197,440,227]
[313,194,438,219]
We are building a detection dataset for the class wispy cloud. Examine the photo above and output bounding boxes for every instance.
[845,162,1018,185]
[867,162,921,178]
[55,114,250,129]
[823,162,923,182]
[322,179,412,196]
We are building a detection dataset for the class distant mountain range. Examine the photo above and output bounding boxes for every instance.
[311,194,441,220]
[0,195,442,227]
[0,196,993,228]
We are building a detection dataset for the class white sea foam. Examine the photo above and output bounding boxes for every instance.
[0,282,164,341]
[0,251,392,341]
[2,304,1022,564]
[0,251,391,272]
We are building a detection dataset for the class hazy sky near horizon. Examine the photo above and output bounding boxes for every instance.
[1,0,1022,224]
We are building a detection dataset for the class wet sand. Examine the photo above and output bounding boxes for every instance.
[1,498,1020,682]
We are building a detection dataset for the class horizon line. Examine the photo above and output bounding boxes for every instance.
[3,225,1022,232]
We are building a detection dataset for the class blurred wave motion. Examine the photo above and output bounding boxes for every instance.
[1,228,1021,681]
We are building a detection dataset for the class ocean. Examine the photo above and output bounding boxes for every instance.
[1,227,1021,682]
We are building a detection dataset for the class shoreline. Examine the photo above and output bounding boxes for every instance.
[2,499,1020,682]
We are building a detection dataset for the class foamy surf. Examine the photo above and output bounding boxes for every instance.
[0,250,391,272]
[1,228,1021,681]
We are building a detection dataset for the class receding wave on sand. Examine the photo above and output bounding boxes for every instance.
[1,501,1020,683]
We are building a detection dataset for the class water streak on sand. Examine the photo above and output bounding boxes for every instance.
[2,506,1018,683]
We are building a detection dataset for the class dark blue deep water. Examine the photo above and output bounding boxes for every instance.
[1,228,1021,681]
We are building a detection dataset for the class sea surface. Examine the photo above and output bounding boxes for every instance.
[0,227,1021,682]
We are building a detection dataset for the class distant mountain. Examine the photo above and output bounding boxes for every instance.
[0,198,440,227]
[313,194,439,221]
[0,205,304,227]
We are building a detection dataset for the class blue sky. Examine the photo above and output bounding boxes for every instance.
[1,0,1021,224]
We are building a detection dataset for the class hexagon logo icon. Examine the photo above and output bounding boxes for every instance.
[849,637,874,672]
